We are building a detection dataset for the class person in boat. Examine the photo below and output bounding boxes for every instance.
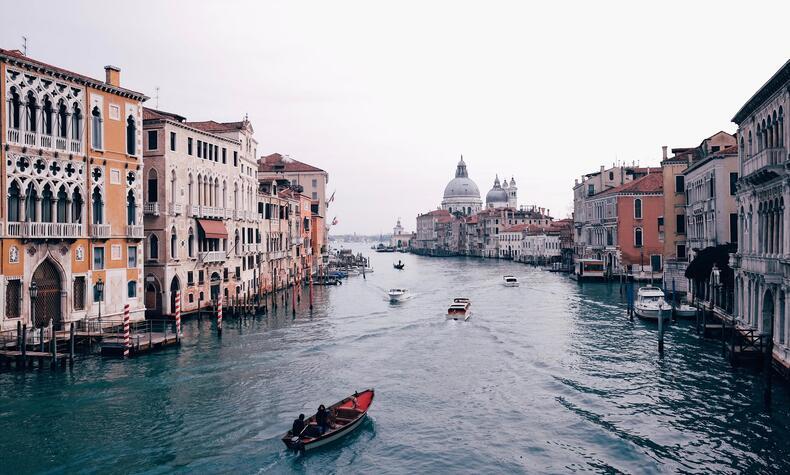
[291,414,305,437]
[316,405,330,434]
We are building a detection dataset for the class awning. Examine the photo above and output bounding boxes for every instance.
[197,219,228,239]
[684,243,736,287]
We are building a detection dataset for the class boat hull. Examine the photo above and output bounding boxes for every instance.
[635,306,671,320]
[446,311,471,321]
[503,282,519,287]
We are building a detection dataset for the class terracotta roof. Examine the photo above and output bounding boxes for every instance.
[143,107,186,122]
[436,215,454,224]
[502,224,529,233]
[0,48,148,101]
[421,209,451,217]
[598,172,663,197]
[465,215,479,224]
[185,120,247,133]
[258,153,326,173]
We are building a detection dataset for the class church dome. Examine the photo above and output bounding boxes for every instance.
[443,158,481,199]
[486,175,508,204]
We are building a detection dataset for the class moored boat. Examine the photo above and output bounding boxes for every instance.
[503,275,519,287]
[447,297,471,321]
[634,286,671,320]
[282,389,375,452]
[674,303,697,318]
[388,288,408,302]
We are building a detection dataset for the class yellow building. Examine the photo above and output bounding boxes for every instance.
[1,49,148,330]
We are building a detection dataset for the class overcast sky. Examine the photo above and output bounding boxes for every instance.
[4,1,789,235]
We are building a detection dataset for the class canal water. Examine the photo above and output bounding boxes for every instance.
[2,243,790,474]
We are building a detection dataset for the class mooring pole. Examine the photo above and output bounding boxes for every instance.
[658,305,665,354]
[217,296,223,337]
[20,324,27,370]
[671,279,677,322]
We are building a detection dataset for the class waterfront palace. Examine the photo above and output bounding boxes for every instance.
[0,48,329,331]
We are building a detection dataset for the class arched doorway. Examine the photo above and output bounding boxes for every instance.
[210,272,221,302]
[170,276,180,315]
[763,288,775,335]
[145,275,162,317]
[32,259,62,329]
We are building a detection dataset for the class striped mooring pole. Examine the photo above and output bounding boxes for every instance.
[123,303,131,358]
[175,290,182,341]
[217,295,223,336]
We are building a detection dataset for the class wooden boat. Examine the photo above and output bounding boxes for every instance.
[393,261,405,270]
[282,389,375,452]
[447,297,471,321]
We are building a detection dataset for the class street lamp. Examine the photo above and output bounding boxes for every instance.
[29,281,38,328]
[96,277,104,324]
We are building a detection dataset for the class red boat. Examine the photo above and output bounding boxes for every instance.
[282,389,375,452]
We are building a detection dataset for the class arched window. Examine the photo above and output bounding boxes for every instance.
[149,234,159,260]
[91,106,103,149]
[126,115,136,155]
[72,188,83,223]
[25,92,37,132]
[147,169,158,203]
[41,184,53,223]
[56,186,68,223]
[92,186,103,224]
[127,281,137,298]
[42,96,53,136]
[188,228,194,257]
[634,227,643,247]
[25,183,37,222]
[72,104,82,141]
[171,170,177,205]
[8,87,21,129]
[748,131,753,157]
[634,198,642,219]
[57,101,68,138]
[127,190,137,225]
[170,228,178,259]
[8,182,20,222]
[188,174,194,208]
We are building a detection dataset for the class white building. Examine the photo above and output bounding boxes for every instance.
[390,218,412,249]
[441,157,482,216]
[731,59,790,374]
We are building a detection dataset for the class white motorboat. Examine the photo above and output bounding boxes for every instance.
[674,303,697,318]
[634,286,671,320]
[388,288,408,303]
[503,275,519,287]
[447,297,471,321]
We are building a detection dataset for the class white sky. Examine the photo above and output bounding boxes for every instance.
[4,1,789,234]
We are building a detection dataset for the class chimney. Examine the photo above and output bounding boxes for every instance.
[662,146,668,160]
[104,65,121,87]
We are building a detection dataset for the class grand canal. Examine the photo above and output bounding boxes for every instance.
[2,243,790,474]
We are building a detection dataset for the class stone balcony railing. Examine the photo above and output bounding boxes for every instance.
[144,202,160,216]
[269,250,288,260]
[90,224,111,239]
[7,127,83,155]
[126,225,144,239]
[170,203,183,216]
[742,147,786,177]
[6,221,83,239]
[200,251,226,263]
[735,254,784,282]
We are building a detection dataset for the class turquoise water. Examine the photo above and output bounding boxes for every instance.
[1,244,789,474]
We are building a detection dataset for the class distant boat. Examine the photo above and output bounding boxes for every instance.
[282,389,375,452]
[674,303,697,318]
[503,275,519,287]
[393,260,405,270]
[634,286,671,320]
[388,288,408,302]
[447,297,471,321]
[313,275,342,286]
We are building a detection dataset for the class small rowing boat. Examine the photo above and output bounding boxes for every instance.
[282,389,375,452]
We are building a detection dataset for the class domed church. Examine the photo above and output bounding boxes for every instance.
[486,175,517,209]
[441,157,482,216]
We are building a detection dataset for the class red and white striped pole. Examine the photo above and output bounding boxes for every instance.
[175,290,182,341]
[217,295,223,336]
[123,303,130,358]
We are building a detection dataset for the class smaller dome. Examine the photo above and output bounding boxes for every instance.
[486,175,508,204]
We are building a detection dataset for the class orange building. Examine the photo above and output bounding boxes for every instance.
[0,49,147,330]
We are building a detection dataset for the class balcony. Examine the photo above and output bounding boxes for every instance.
[742,147,786,184]
[5,222,83,239]
[188,205,200,217]
[170,203,183,216]
[144,202,160,216]
[126,225,144,239]
[90,224,111,239]
[199,251,226,263]
[7,128,84,155]
[737,255,784,284]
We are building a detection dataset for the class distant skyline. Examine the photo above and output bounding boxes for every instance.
[3,1,789,234]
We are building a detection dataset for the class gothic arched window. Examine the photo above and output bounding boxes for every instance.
[72,103,82,141]
[41,184,53,223]
[72,188,83,223]
[92,186,103,224]
[42,97,53,136]
[149,234,159,260]
[188,228,194,257]
[56,186,68,223]
[91,106,103,149]
[127,190,137,225]
[25,92,37,132]
[126,115,136,155]
[57,101,68,138]
[170,228,178,259]
[634,198,642,219]
[8,182,20,222]
[25,183,38,222]
[9,87,21,129]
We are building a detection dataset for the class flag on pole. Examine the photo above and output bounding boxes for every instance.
[331,217,338,226]
[326,191,335,206]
